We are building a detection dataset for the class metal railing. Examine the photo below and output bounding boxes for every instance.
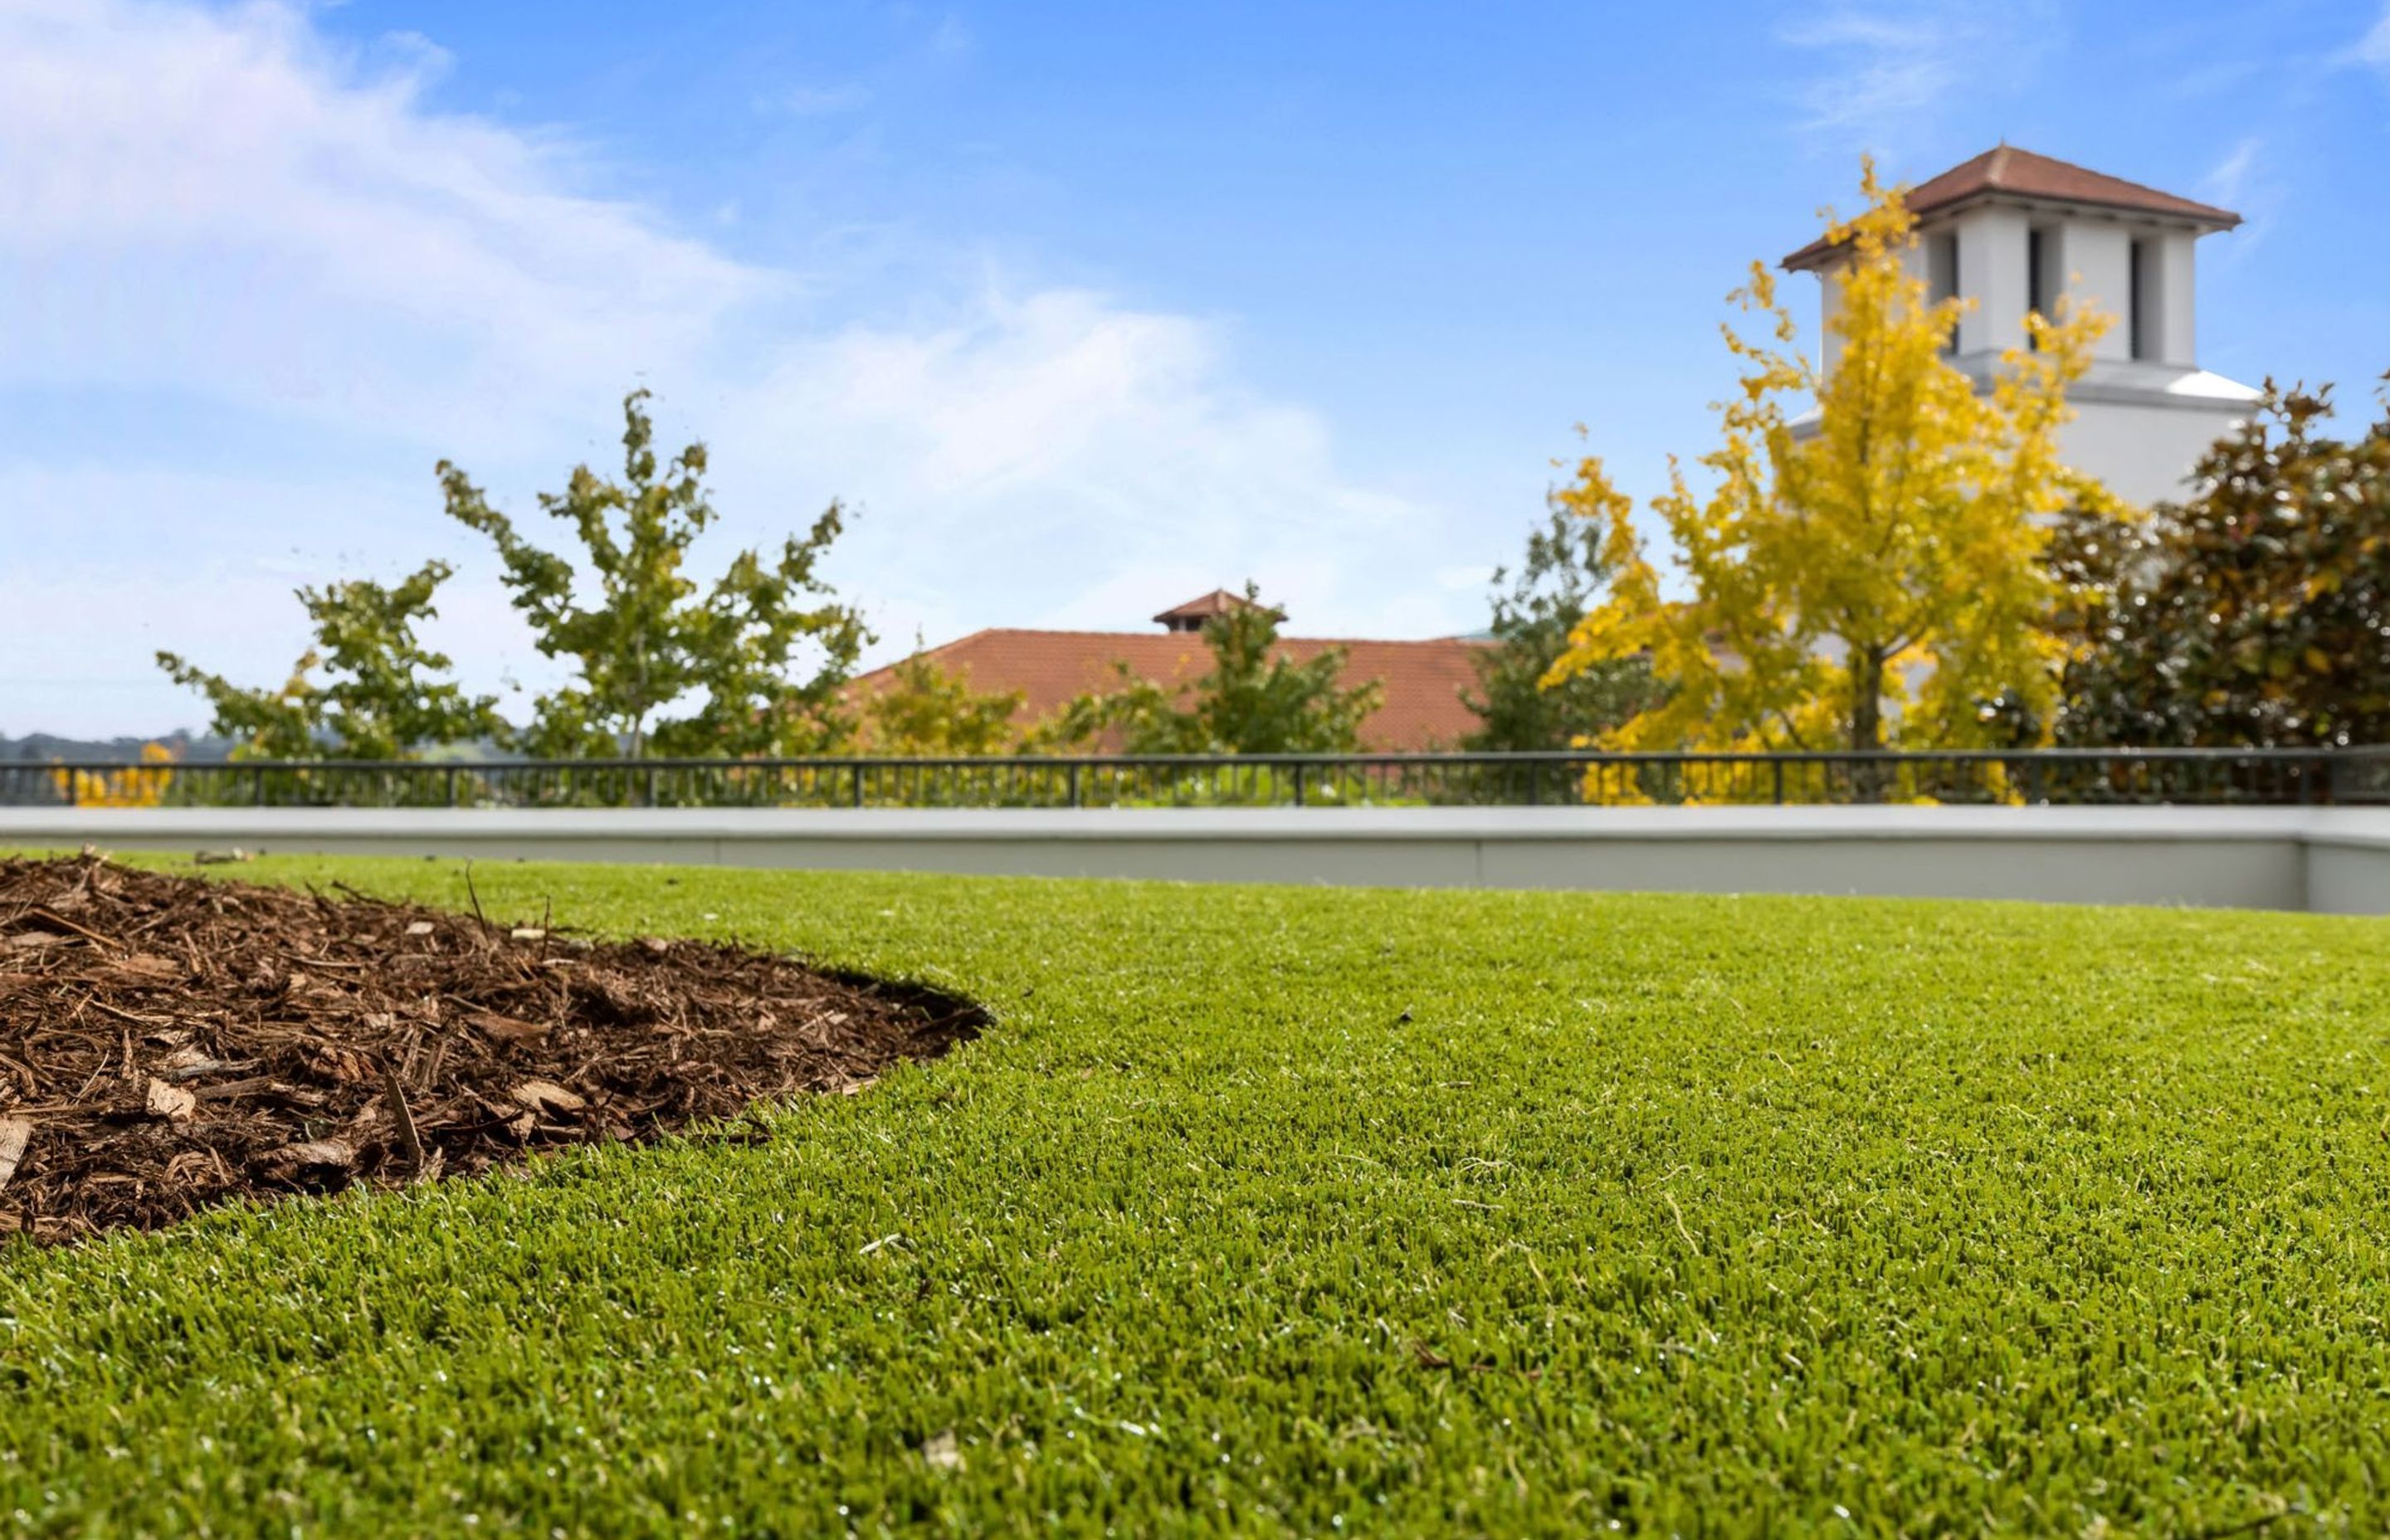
[9,748,2390,811]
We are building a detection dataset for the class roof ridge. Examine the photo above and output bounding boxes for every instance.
[872,626,1482,644]
[1783,144,2239,271]
[1998,145,2227,217]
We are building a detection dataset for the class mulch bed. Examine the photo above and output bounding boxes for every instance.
[0,854,983,1245]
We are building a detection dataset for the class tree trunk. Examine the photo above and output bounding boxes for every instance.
[1848,645,1886,801]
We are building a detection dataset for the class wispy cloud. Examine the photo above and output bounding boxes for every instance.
[2203,137,2261,207]
[1778,1,2056,150]
[2198,136,2279,261]
[0,0,1461,736]
[928,13,973,59]
[2352,3,2390,69]
[768,82,873,117]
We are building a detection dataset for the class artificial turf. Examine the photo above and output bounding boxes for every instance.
[5,856,2389,1537]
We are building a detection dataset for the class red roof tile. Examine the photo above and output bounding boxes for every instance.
[1782,145,2241,270]
[851,629,1493,751]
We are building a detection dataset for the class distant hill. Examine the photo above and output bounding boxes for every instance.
[1,732,237,764]
[0,733,528,763]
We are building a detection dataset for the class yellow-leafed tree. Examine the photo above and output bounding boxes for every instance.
[51,742,177,808]
[1544,160,2120,761]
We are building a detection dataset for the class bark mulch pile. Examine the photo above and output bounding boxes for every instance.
[0,853,983,1245]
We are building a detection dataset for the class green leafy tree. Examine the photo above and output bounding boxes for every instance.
[441,390,869,758]
[859,646,1028,756]
[1462,495,1659,750]
[158,561,503,760]
[2054,379,2390,748]
[1055,582,1382,753]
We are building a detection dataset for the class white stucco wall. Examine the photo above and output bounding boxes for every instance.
[2062,389,2249,507]
[2050,221,2134,361]
[2154,231,2197,366]
[1953,207,2031,358]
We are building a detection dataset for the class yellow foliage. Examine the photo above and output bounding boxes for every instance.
[1544,159,2127,771]
[52,743,177,807]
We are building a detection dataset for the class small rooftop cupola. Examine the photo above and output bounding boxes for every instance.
[1782,145,2261,506]
[1153,588,1279,633]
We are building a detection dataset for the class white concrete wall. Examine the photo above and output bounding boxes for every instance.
[10,806,2390,915]
[2304,814,2390,916]
[2061,393,2246,507]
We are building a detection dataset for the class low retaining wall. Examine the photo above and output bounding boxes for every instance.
[9,806,2390,914]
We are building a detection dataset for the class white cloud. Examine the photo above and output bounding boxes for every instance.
[0,0,1473,738]
[0,0,760,452]
[1778,2,2056,149]
[2355,5,2390,66]
[708,288,1451,650]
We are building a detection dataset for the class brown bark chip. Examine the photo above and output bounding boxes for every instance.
[0,855,983,1245]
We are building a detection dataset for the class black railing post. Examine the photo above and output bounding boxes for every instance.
[446,765,460,808]
[852,762,866,809]
[1292,763,1307,807]
[1068,762,1081,808]
[253,764,265,807]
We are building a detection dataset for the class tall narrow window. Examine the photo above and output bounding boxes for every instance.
[2026,228,2048,350]
[2128,239,2151,360]
[1927,231,1959,355]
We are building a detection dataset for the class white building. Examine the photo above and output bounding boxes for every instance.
[1783,145,2259,507]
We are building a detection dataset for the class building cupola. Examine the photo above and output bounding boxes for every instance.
[1782,145,2260,506]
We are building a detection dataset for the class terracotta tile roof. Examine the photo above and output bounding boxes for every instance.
[1782,145,2241,270]
[850,629,1494,751]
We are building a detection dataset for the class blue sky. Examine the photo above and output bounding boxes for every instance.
[5,0,2388,737]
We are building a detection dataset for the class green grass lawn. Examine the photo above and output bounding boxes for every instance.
[7,857,2390,1537]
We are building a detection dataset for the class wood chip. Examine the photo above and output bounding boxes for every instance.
[510,1079,586,1115]
[403,921,436,938]
[163,1055,256,1083]
[266,1138,356,1171]
[510,928,546,942]
[144,1077,198,1120]
[0,1118,30,1189]
[471,1012,550,1045]
[193,1076,274,1101]
[381,1065,424,1172]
